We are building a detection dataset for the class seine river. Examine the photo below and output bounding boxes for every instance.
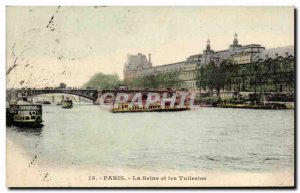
[7,102,294,172]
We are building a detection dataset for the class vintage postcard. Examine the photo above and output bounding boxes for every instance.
[6,6,295,187]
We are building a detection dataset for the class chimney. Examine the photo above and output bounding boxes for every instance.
[275,53,278,57]
[265,54,268,59]
[285,52,289,57]
[148,54,151,63]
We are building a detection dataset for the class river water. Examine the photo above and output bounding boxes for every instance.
[7,102,294,172]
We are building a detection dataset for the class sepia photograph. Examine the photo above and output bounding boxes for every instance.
[5,6,295,187]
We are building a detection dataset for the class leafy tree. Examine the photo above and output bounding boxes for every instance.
[128,71,181,90]
[83,72,122,89]
[197,61,228,98]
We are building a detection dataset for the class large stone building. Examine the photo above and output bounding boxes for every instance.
[123,34,294,91]
[123,53,153,83]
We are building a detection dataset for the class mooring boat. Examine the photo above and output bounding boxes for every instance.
[62,98,73,108]
[218,103,287,109]
[35,100,51,105]
[112,103,190,113]
[7,104,43,127]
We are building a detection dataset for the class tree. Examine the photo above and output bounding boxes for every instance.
[128,71,181,90]
[83,73,122,89]
[251,61,264,94]
[197,61,227,98]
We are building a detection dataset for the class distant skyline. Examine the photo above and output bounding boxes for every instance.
[6,6,294,88]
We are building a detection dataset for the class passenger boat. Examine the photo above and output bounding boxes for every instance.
[112,103,190,113]
[7,104,43,127]
[62,98,73,108]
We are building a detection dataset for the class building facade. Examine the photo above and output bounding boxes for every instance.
[123,34,294,92]
[123,53,152,83]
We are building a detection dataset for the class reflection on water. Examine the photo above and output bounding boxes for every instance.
[10,126,43,136]
[7,102,294,172]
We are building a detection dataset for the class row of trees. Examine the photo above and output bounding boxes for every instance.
[83,56,294,94]
[127,71,181,90]
[197,56,295,97]
[83,71,182,90]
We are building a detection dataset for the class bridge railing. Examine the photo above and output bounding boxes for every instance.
[7,87,97,91]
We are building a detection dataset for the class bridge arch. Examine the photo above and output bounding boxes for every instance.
[26,93,94,102]
[9,89,99,102]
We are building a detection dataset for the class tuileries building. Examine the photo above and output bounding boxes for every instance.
[123,33,294,93]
